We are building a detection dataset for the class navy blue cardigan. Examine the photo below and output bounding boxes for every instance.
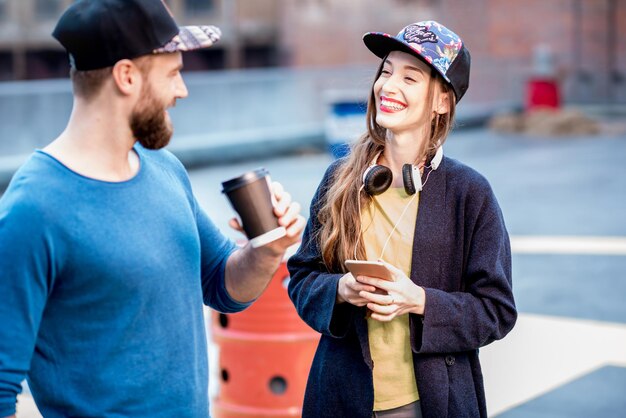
[287,156,517,418]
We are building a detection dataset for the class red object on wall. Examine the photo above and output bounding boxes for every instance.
[211,261,320,417]
[526,78,560,110]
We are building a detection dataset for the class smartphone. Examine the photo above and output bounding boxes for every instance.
[345,260,393,281]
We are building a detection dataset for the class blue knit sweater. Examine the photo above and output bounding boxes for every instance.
[0,146,249,417]
[288,156,517,418]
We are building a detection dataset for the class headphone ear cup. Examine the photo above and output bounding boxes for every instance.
[364,165,392,195]
[402,164,417,195]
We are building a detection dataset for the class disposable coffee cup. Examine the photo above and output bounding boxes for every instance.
[221,168,286,248]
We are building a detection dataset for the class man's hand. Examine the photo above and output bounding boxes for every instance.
[225,181,305,302]
[229,181,305,257]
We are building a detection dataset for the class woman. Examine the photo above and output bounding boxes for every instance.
[287,21,517,418]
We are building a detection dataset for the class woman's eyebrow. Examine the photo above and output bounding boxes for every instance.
[404,65,425,73]
[384,60,424,74]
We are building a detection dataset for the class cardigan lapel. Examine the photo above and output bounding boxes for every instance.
[410,156,448,289]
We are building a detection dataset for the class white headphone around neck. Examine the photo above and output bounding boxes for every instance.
[361,146,443,196]
[355,146,443,260]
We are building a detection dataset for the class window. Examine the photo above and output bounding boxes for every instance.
[243,45,280,68]
[25,50,70,80]
[0,52,12,81]
[181,48,225,71]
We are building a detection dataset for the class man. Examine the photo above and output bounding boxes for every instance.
[0,1,305,417]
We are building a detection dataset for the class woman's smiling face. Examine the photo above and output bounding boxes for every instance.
[373,50,436,136]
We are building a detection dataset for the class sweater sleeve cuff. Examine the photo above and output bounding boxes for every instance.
[324,274,359,337]
[0,375,23,418]
[329,300,358,337]
[214,246,253,313]
[0,399,17,418]
[218,274,254,313]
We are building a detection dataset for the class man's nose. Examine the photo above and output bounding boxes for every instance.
[176,76,189,99]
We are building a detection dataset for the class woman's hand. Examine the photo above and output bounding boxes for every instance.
[355,260,426,321]
[336,272,379,306]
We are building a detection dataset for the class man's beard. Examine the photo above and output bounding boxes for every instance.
[130,87,174,150]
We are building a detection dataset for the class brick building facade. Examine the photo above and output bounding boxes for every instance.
[0,0,623,104]
[281,0,626,104]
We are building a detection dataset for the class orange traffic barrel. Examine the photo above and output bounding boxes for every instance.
[211,260,320,417]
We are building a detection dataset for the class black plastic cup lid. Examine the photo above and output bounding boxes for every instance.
[221,168,269,194]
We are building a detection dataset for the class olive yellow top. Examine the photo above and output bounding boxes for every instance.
[361,187,419,411]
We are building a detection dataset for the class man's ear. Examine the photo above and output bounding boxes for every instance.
[111,59,142,96]
[435,90,450,115]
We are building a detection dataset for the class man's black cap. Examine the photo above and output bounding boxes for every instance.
[52,0,221,71]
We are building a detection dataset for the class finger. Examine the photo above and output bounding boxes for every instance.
[278,201,301,227]
[345,275,374,293]
[359,291,394,305]
[274,191,291,217]
[354,284,378,293]
[344,274,359,289]
[345,295,371,307]
[369,311,395,322]
[271,181,284,199]
[285,215,306,237]
[372,287,387,295]
[271,182,285,210]
[350,281,377,293]
[341,279,369,306]
[366,302,396,315]
[229,218,244,232]
[348,300,369,307]
[356,275,392,292]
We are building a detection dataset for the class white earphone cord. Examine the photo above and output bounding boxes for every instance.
[354,151,438,261]
[358,167,435,261]
[379,192,418,261]
[354,185,364,260]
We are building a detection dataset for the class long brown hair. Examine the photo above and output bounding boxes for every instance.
[316,56,457,272]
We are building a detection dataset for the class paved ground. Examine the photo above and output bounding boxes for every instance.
[14,126,626,417]
[191,127,626,417]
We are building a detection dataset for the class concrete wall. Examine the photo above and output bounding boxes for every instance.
[0,66,372,154]
[0,66,376,186]
[0,65,515,188]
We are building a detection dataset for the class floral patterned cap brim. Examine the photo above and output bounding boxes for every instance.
[153,25,221,54]
[363,20,470,102]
